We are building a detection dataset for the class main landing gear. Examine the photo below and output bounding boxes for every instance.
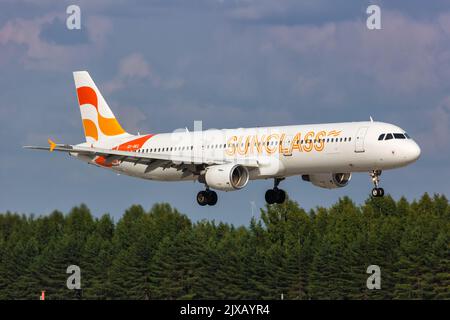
[197,188,218,206]
[370,170,384,197]
[265,178,287,204]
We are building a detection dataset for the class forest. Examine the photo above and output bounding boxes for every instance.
[0,193,448,300]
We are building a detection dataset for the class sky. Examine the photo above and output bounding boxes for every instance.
[1,0,450,226]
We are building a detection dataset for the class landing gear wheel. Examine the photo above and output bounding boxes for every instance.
[206,190,218,206]
[371,187,385,198]
[371,188,379,197]
[197,190,218,206]
[265,188,287,204]
[369,170,384,198]
[265,178,287,204]
[197,191,208,206]
[275,189,286,204]
[265,189,277,204]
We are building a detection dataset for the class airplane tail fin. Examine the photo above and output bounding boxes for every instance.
[73,71,128,144]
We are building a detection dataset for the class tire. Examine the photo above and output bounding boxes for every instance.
[371,188,379,197]
[197,191,208,206]
[378,188,385,197]
[265,189,276,204]
[275,189,286,204]
[206,191,218,206]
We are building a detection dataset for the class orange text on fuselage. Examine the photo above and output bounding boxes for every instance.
[225,130,340,156]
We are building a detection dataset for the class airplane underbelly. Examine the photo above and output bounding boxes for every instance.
[282,149,378,174]
[283,152,346,174]
[113,162,195,181]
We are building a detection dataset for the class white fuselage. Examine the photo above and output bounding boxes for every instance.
[73,121,421,184]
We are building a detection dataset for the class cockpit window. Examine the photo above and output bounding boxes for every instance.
[394,133,406,139]
[378,134,385,141]
[404,133,410,139]
[385,133,393,140]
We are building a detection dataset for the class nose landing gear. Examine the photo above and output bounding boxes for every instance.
[197,188,218,206]
[370,170,384,197]
[265,178,287,204]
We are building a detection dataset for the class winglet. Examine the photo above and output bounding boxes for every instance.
[48,139,56,152]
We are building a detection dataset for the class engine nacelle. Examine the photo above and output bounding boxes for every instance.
[205,164,249,191]
[302,173,351,189]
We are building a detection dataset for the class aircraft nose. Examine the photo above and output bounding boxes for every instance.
[407,141,421,162]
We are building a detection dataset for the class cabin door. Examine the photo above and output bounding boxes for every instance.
[354,126,369,153]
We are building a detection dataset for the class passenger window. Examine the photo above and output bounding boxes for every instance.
[394,133,406,139]
[385,133,393,140]
[349,137,351,142]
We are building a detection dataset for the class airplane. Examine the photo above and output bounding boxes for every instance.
[24,71,421,206]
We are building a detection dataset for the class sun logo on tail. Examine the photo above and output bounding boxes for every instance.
[75,85,126,143]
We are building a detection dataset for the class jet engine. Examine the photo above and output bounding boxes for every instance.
[204,163,249,191]
[302,173,351,189]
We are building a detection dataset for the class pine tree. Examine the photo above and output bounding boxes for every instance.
[0,193,448,300]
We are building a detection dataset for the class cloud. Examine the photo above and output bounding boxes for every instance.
[40,17,89,45]
[103,53,159,93]
[104,53,185,94]
[227,0,364,25]
[112,103,149,134]
[0,13,112,70]
[264,11,450,96]
[119,52,153,79]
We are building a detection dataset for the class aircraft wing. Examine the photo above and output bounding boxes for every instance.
[23,141,260,169]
